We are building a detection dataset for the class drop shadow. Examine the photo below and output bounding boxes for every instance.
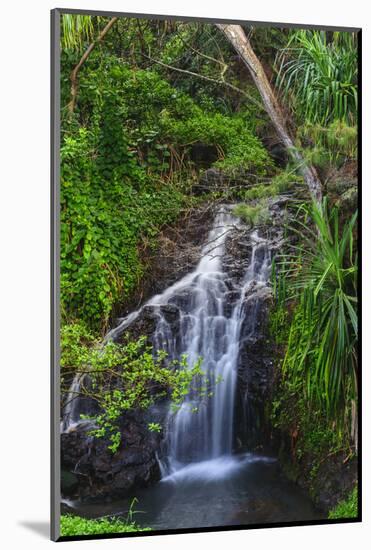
[18,521,50,539]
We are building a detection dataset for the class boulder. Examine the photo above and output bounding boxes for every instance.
[114,304,180,345]
[61,409,165,501]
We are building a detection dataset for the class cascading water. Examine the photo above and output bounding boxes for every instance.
[152,209,272,477]
[62,206,271,451]
[102,206,271,478]
[62,204,323,528]
[62,207,272,466]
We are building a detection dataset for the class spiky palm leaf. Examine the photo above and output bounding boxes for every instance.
[277,199,357,426]
[276,30,358,125]
[61,14,95,51]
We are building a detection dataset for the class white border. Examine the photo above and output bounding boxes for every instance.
[1,1,369,548]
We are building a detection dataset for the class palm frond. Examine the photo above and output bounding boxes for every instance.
[61,14,95,51]
[276,30,358,125]
[277,199,358,429]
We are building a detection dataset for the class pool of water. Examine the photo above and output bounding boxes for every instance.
[67,453,325,531]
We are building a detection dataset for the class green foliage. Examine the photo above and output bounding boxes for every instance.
[238,184,275,201]
[236,169,300,204]
[271,380,345,462]
[60,514,149,536]
[298,121,357,167]
[60,321,98,368]
[268,305,289,345]
[162,110,271,175]
[61,58,270,330]
[148,422,162,433]
[273,199,357,443]
[270,170,302,193]
[61,14,95,51]
[328,486,358,519]
[73,59,270,178]
[60,123,185,329]
[277,30,358,126]
[233,201,269,227]
[61,330,206,452]
[284,201,357,418]
[269,197,358,489]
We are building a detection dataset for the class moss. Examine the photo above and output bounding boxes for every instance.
[328,486,358,519]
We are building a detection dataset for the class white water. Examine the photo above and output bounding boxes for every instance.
[62,206,272,483]
[151,208,272,477]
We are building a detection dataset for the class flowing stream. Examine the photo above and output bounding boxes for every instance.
[62,205,323,528]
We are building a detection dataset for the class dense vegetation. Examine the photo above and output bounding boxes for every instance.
[60,14,358,529]
[269,199,358,504]
[61,21,271,332]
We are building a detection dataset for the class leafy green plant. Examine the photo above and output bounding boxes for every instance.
[148,422,162,433]
[61,14,95,51]
[278,199,358,430]
[329,486,358,519]
[61,331,207,452]
[270,169,301,193]
[60,60,271,331]
[60,514,149,536]
[297,120,357,167]
[236,169,300,203]
[277,30,357,125]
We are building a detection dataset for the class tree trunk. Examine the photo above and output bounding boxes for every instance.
[216,24,322,204]
[68,17,118,115]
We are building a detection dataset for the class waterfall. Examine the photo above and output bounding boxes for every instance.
[62,206,273,479]
[148,208,272,474]
[61,372,97,432]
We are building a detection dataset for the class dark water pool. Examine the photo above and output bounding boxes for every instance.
[68,453,325,531]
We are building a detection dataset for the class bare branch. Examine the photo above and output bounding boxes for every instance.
[141,53,264,111]
[68,17,118,115]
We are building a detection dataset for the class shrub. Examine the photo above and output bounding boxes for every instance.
[60,60,271,330]
[297,121,357,167]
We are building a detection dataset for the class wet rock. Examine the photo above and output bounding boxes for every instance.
[61,470,79,496]
[279,436,358,513]
[168,290,193,310]
[61,411,164,501]
[114,304,180,345]
[158,303,180,324]
[61,501,75,515]
[223,290,242,317]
